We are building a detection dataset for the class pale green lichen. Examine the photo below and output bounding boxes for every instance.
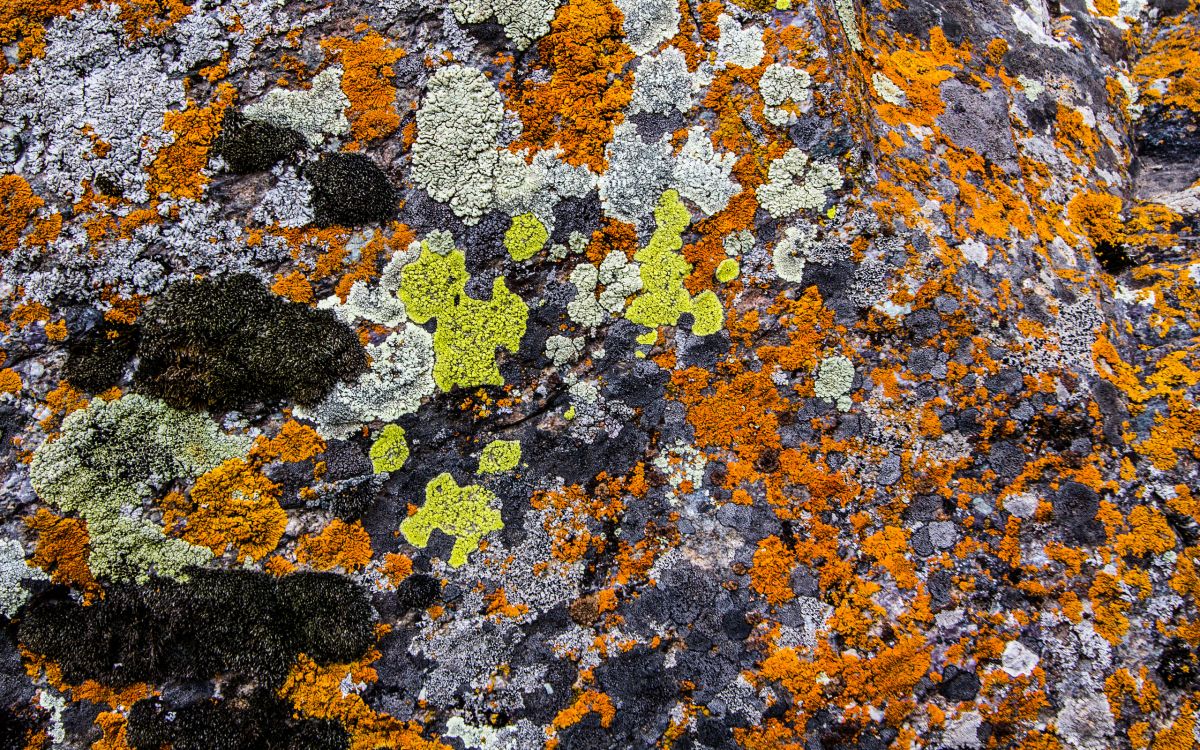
[370,424,410,473]
[772,224,817,282]
[625,190,724,337]
[760,64,812,127]
[28,394,243,581]
[243,68,351,146]
[871,72,908,106]
[399,242,528,391]
[412,66,504,225]
[449,0,560,50]
[400,473,503,567]
[758,149,843,219]
[568,250,643,327]
[545,335,585,365]
[715,258,740,283]
[505,213,549,261]
[716,14,765,69]
[478,439,521,474]
[0,538,47,617]
[834,0,863,52]
[814,355,855,411]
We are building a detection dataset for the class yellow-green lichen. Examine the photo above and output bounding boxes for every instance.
[399,242,529,391]
[399,472,503,567]
[478,439,521,474]
[715,258,740,283]
[625,190,725,338]
[504,213,549,261]
[369,424,410,473]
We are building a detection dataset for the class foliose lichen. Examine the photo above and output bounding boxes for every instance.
[400,473,504,567]
[370,424,410,473]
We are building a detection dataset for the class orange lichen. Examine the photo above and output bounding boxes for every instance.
[279,646,450,750]
[751,535,796,606]
[671,367,786,462]
[322,33,405,144]
[506,0,634,171]
[161,458,286,562]
[1133,27,1200,114]
[24,509,101,601]
[551,690,616,731]
[1066,190,1124,249]
[250,419,326,463]
[40,381,89,432]
[296,519,373,572]
[271,271,315,304]
[0,174,55,255]
[146,84,235,200]
[380,552,413,585]
[869,28,969,128]
[0,368,21,395]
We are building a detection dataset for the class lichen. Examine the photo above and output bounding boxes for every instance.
[813,354,854,411]
[29,394,245,581]
[412,65,504,225]
[760,64,813,127]
[370,424,410,473]
[478,439,522,474]
[0,537,48,617]
[758,149,843,219]
[715,258,740,283]
[449,0,561,50]
[625,190,724,337]
[399,242,528,391]
[243,68,351,146]
[400,473,504,567]
[505,213,549,261]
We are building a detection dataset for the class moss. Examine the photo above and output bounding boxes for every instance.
[714,258,740,283]
[307,153,398,228]
[400,473,503,567]
[478,439,521,474]
[369,424,409,473]
[625,190,725,337]
[505,213,549,261]
[135,273,367,412]
[399,242,529,391]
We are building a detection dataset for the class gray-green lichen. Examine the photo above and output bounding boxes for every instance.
[0,538,47,617]
[568,250,643,327]
[412,65,505,225]
[760,64,813,127]
[28,394,244,581]
[244,68,351,146]
[814,354,855,411]
[758,149,843,219]
[449,0,560,50]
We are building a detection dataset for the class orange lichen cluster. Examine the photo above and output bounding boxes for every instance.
[24,509,101,601]
[1133,26,1200,114]
[250,419,326,463]
[506,0,634,171]
[160,458,287,562]
[279,643,450,750]
[0,0,87,66]
[867,27,970,128]
[551,689,616,732]
[670,367,786,462]
[322,32,406,144]
[0,174,59,255]
[296,519,373,572]
[146,84,235,200]
[271,270,316,304]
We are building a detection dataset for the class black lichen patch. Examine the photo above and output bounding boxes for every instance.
[134,273,366,412]
[17,569,376,689]
[126,692,348,750]
[307,153,398,228]
[64,320,140,393]
[213,110,307,175]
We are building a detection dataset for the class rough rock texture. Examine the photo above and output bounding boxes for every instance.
[0,0,1198,748]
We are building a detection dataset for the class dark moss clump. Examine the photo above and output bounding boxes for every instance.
[395,573,440,611]
[126,693,348,750]
[213,110,306,175]
[134,273,366,412]
[307,153,397,227]
[64,320,140,393]
[17,569,376,689]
